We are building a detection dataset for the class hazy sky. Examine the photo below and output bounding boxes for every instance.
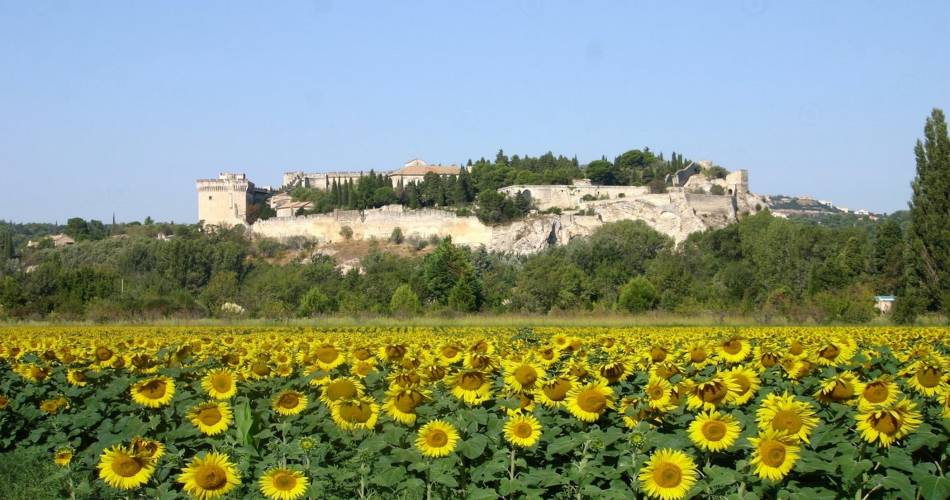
[2,1,948,223]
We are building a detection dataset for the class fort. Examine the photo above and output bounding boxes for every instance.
[196,160,763,254]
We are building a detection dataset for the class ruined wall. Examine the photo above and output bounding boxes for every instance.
[498,184,651,211]
[250,205,493,246]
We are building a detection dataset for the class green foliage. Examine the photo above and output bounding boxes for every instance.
[389,284,420,317]
[616,276,657,313]
[709,184,725,195]
[389,227,404,244]
[339,226,353,240]
[298,286,335,316]
[0,448,66,500]
[906,108,950,312]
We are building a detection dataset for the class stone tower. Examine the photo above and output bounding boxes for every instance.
[196,173,254,226]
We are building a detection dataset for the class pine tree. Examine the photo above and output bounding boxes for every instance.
[904,108,950,317]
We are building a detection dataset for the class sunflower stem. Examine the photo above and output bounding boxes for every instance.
[508,445,517,481]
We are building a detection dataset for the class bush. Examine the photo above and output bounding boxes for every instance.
[389,227,404,244]
[298,287,335,316]
[390,284,421,317]
[710,185,726,195]
[339,226,353,240]
[616,276,657,313]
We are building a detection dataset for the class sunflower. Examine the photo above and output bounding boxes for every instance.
[260,468,309,500]
[904,362,946,397]
[684,343,713,368]
[718,337,751,363]
[201,369,237,399]
[53,447,73,467]
[941,388,950,420]
[178,452,241,500]
[503,360,544,392]
[272,390,308,416]
[856,398,923,447]
[724,366,759,406]
[749,429,800,482]
[330,397,379,431]
[598,359,632,384]
[319,377,364,406]
[684,375,737,411]
[637,449,698,500]
[688,410,741,452]
[437,344,464,365]
[752,346,782,372]
[66,369,88,387]
[415,420,460,458]
[40,396,69,414]
[383,387,428,425]
[188,401,232,436]
[503,414,543,448]
[534,377,574,408]
[0,394,9,410]
[311,343,345,371]
[130,436,165,461]
[566,381,614,422]
[98,444,155,490]
[448,369,492,405]
[756,392,819,443]
[643,376,675,411]
[858,378,900,410]
[815,371,865,404]
[813,339,855,367]
[130,376,175,408]
[350,359,377,378]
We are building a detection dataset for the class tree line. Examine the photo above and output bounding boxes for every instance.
[0,109,946,323]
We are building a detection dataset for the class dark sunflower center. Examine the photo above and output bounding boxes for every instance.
[864,383,889,403]
[198,406,223,426]
[427,430,448,447]
[577,390,606,413]
[830,381,854,400]
[514,366,538,386]
[653,463,682,488]
[211,374,232,392]
[278,393,300,408]
[513,422,533,438]
[761,441,786,467]
[459,372,485,390]
[395,391,423,413]
[543,379,571,401]
[702,421,727,441]
[112,455,144,477]
[690,349,706,363]
[820,345,840,360]
[326,381,357,400]
[196,464,228,490]
[873,413,899,435]
[274,472,297,490]
[917,367,941,388]
[699,383,728,403]
[771,410,803,434]
[722,339,742,354]
[140,380,167,399]
[316,347,338,363]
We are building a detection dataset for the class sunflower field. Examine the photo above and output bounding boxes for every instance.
[0,326,948,500]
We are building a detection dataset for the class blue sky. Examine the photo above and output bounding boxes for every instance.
[1,0,947,223]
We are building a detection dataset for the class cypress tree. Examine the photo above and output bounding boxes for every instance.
[904,108,950,317]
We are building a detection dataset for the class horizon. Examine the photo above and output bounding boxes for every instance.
[2,1,949,223]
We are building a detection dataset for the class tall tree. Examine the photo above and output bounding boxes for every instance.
[905,108,950,314]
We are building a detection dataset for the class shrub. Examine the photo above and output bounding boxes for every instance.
[389,227,404,244]
[390,284,421,317]
[616,276,657,313]
[339,226,353,240]
[298,287,335,316]
[710,185,726,195]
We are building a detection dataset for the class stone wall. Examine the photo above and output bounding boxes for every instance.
[250,205,493,246]
[498,184,651,211]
